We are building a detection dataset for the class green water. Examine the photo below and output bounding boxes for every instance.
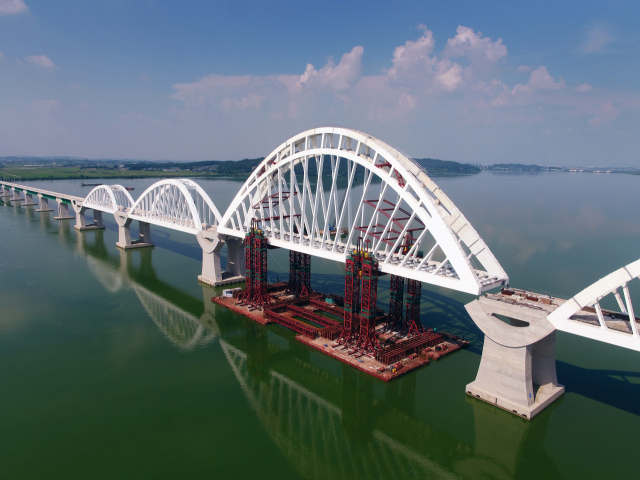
[2,172,640,479]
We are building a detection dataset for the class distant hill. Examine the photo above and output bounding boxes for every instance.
[413,158,480,174]
[486,163,563,172]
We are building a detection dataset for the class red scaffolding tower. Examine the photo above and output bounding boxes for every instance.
[334,241,363,347]
[353,248,380,357]
[405,278,423,335]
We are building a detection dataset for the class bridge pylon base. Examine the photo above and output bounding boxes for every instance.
[198,273,245,287]
[464,295,565,420]
[75,223,106,231]
[465,334,565,420]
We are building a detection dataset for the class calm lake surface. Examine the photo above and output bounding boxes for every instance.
[2,171,640,479]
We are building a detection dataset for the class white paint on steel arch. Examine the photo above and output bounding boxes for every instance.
[128,179,223,235]
[81,184,135,214]
[548,258,640,351]
[217,127,508,295]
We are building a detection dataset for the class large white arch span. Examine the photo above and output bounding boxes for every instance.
[218,127,507,295]
[548,258,640,351]
[82,184,135,214]
[129,179,223,234]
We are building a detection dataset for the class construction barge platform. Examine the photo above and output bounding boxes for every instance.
[212,225,468,381]
[212,283,468,382]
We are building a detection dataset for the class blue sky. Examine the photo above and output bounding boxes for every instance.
[1,0,639,165]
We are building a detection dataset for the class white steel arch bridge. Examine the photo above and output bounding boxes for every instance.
[217,127,508,295]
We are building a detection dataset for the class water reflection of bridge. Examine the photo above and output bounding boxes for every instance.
[74,229,560,480]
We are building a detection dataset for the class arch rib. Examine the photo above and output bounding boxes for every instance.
[548,258,640,351]
[218,126,508,295]
[82,184,134,214]
[128,179,222,235]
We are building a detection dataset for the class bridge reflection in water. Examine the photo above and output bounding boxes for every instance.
[75,229,561,480]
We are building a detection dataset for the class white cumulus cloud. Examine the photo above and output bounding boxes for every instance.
[26,55,55,68]
[580,23,614,54]
[32,99,60,112]
[0,0,28,15]
[168,24,637,131]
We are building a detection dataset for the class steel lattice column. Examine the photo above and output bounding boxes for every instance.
[336,253,361,346]
[251,229,270,308]
[300,253,312,296]
[239,230,254,303]
[355,253,380,356]
[388,275,405,331]
[406,279,423,335]
[287,249,298,294]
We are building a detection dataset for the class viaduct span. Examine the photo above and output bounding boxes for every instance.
[2,126,639,419]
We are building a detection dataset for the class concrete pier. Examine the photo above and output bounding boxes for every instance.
[54,199,75,220]
[35,194,55,212]
[197,229,245,286]
[0,185,12,199]
[22,193,38,206]
[115,211,154,249]
[73,204,105,231]
[465,290,565,420]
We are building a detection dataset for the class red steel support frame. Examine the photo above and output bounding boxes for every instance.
[405,278,423,335]
[300,253,312,296]
[388,274,404,331]
[238,230,254,304]
[335,254,361,347]
[251,230,270,308]
[353,254,380,357]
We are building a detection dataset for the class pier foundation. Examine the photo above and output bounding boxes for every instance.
[35,194,55,212]
[465,293,564,420]
[54,199,75,220]
[22,193,38,207]
[115,211,154,249]
[73,204,105,231]
[197,229,245,287]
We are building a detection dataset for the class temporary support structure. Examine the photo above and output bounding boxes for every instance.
[300,252,312,296]
[354,252,380,356]
[335,248,362,347]
[388,275,405,331]
[406,279,423,335]
[252,228,270,308]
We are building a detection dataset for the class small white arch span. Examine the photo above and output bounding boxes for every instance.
[128,179,222,235]
[548,258,640,351]
[218,126,507,295]
[82,184,135,214]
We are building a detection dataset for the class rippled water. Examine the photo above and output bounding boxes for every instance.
[1,172,640,479]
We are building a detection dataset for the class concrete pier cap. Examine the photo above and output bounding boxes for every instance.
[465,291,565,420]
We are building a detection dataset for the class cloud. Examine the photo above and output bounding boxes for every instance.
[297,46,363,91]
[589,101,621,126]
[139,73,150,82]
[0,0,28,15]
[0,51,4,59]
[580,23,614,54]
[444,26,507,64]
[32,99,60,112]
[26,55,55,68]
[168,24,638,132]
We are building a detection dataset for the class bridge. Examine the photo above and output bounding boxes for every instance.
[2,125,639,420]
